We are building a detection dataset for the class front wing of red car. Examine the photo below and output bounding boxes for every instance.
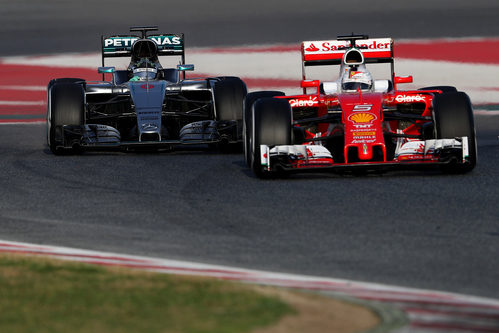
[259,137,470,173]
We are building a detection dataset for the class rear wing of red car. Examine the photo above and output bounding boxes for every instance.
[301,35,394,80]
[101,26,185,66]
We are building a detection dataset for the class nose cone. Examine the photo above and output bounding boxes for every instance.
[358,143,374,160]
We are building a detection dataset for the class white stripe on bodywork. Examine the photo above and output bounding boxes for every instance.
[462,136,469,161]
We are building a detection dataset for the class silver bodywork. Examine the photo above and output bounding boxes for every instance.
[47,27,245,152]
[52,77,233,149]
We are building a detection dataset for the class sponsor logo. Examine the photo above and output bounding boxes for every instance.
[351,128,377,142]
[134,68,157,74]
[319,42,348,52]
[104,36,181,48]
[399,142,425,154]
[150,36,182,45]
[352,131,376,137]
[362,144,368,155]
[305,44,319,52]
[398,154,423,161]
[104,38,138,47]
[349,71,364,79]
[141,84,154,89]
[319,40,390,52]
[356,41,390,50]
[289,96,318,107]
[139,116,160,121]
[348,112,376,124]
[395,94,426,103]
[352,139,376,143]
[352,124,373,129]
[141,123,158,131]
[352,104,373,112]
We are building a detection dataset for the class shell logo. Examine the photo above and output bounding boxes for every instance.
[349,112,376,124]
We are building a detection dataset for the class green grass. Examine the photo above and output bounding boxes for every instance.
[0,254,293,333]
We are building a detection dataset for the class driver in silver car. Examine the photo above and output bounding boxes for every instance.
[128,39,162,81]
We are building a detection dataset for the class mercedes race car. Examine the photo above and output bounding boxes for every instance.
[47,26,247,154]
[244,34,476,177]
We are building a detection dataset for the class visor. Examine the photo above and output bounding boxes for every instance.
[132,68,157,80]
[342,82,371,91]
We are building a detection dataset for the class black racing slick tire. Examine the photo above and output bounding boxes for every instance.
[419,86,458,93]
[47,78,85,91]
[213,77,247,139]
[47,83,85,155]
[249,98,292,178]
[432,91,476,173]
[243,91,285,166]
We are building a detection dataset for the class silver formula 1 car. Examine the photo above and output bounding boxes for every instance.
[47,26,247,154]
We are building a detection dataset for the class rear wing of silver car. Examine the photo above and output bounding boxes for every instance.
[301,34,394,81]
[101,26,185,67]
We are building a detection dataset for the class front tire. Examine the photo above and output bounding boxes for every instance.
[243,91,285,166]
[249,98,292,178]
[47,83,85,155]
[432,92,476,173]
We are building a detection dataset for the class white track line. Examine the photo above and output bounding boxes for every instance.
[0,100,44,105]
[2,48,499,104]
[1,239,499,332]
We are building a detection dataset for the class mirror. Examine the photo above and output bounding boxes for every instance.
[177,64,194,71]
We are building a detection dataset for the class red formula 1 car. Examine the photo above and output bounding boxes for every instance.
[243,34,476,178]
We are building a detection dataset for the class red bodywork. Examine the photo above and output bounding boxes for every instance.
[269,35,446,168]
[253,36,471,174]
[340,93,385,161]
[276,82,437,167]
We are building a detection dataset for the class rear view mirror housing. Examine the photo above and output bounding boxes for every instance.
[394,75,413,84]
[177,64,194,71]
[98,66,115,74]
[300,80,320,88]
[394,75,413,90]
[301,80,320,94]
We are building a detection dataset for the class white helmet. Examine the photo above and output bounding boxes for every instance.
[341,67,373,92]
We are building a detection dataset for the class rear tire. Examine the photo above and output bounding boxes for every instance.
[432,92,476,173]
[212,77,247,151]
[47,83,85,155]
[213,77,247,129]
[419,86,458,93]
[243,91,285,166]
[47,78,84,91]
[249,98,292,178]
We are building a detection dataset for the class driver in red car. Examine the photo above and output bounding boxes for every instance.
[340,65,374,93]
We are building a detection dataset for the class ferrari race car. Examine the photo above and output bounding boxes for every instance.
[47,26,247,154]
[244,34,476,177]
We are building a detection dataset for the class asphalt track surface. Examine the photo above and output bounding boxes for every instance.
[1,0,499,55]
[0,1,498,301]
